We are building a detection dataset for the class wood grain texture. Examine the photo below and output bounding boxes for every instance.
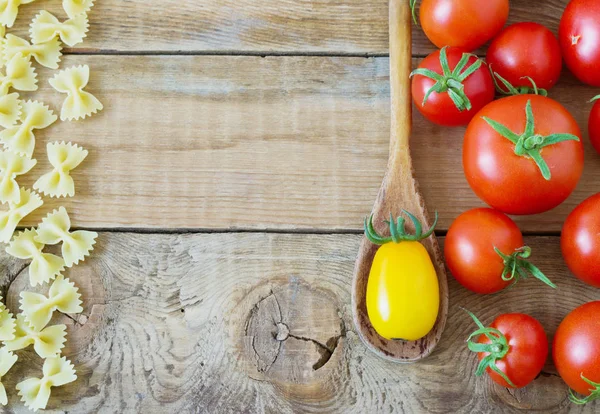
[20,55,597,231]
[5,0,569,55]
[0,232,597,413]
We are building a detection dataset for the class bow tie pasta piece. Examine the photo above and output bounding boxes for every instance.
[0,0,36,28]
[49,65,102,121]
[35,207,97,266]
[20,274,82,330]
[30,10,88,47]
[0,347,17,405]
[0,188,43,243]
[17,355,76,412]
[0,53,37,96]
[63,0,94,19]
[4,314,66,358]
[0,93,22,128]
[0,297,15,341]
[0,100,57,157]
[6,229,65,286]
[0,150,36,204]
[3,35,62,69]
[33,142,87,198]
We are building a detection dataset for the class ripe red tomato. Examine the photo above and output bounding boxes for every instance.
[487,22,562,91]
[561,193,600,287]
[589,97,600,154]
[411,47,494,127]
[553,302,600,400]
[463,95,584,215]
[467,312,548,389]
[418,0,509,51]
[445,208,554,294]
[559,0,600,86]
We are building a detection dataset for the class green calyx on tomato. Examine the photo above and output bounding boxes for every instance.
[483,99,580,180]
[409,0,418,25]
[410,47,483,112]
[491,71,548,97]
[464,309,516,388]
[590,95,600,103]
[364,210,438,245]
[494,246,556,289]
[570,374,600,405]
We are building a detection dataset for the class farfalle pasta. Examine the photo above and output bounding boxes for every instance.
[0,0,36,28]
[35,207,97,266]
[0,298,15,341]
[0,53,38,96]
[0,188,43,243]
[20,275,82,330]
[0,150,36,204]
[0,100,57,157]
[30,10,88,47]
[63,0,93,19]
[6,229,65,286]
[0,347,17,405]
[0,93,22,128]
[3,34,62,69]
[16,356,76,411]
[34,142,87,198]
[49,65,102,121]
[4,314,66,358]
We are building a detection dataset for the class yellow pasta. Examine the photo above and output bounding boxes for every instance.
[4,314,66,358]
[0,93,22,128]
[0,297,15,341]
[3,34,62,69]
[6,229,65,286]
[0,150,36,204]
[49,64,102,121]
[30,10,88,47]
[34,142,88,198]
[0,53,37,96]
[17,356,76,412]
[20,274,82,330]
[0,100,57,157]
[63,0,94,19]
[0,0,36,28]
[0,347,17,405]
[35,206,97,266]
[0,188,43,243]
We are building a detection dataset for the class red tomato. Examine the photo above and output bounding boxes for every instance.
[553,302,600,398]
[559,0,600,86]
[589,97,600,154]
[468,312,548,388]
[487,22,562,91]
[411,47,494,127]
[419,0,509,51]
[463,95,584,215]
[561,193,600,287]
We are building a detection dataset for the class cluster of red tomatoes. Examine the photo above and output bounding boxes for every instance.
[411,0,600,404]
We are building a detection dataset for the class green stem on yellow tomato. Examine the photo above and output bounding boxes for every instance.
[364,210,438,245]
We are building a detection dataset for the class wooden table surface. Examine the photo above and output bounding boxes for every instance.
[2,0,600,413]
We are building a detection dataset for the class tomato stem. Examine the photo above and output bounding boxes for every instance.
[364,210,438,245]
[463,309,516,388]
[493,246,556,289]
[409,0,418,25]
[483,100,580,180]
[569,374,600,405]
[491,70,548,97]
[590,95,600,103]
[410,47,484,112]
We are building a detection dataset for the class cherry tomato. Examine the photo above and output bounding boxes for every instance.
[553,301,600,402]
[445,208,554,294]
[463,95,583,215]
[411,47,494,127]
[418,0,509,51]
[561,193,600,287]
[487,22,562,91]
[466,311,548,389]
[588,97,600,154]
[559,0,600,86]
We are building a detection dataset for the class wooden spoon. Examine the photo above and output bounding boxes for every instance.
[351,0,448,362]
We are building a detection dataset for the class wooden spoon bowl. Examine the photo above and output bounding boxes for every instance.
[351,0,449,362]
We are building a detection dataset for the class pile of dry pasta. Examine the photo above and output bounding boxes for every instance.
[0,0,102,411]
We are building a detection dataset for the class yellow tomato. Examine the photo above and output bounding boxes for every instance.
[366,241,439,341]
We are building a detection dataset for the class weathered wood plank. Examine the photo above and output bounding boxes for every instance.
[0,233,597,413]
[20,55,598,232]
[8,0,568,55]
